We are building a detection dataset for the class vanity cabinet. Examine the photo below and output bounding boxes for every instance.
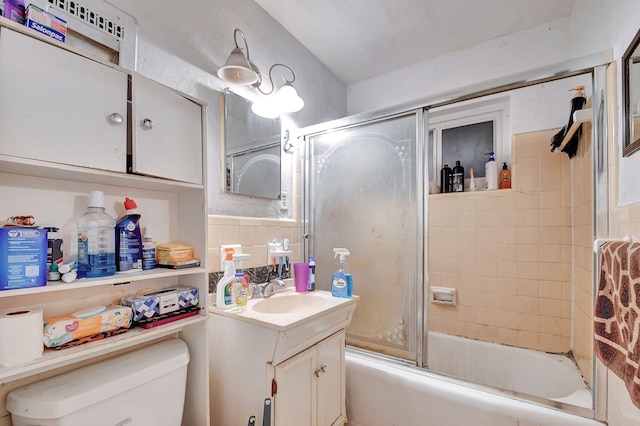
[0,27,128,172]
[208,290,357,426]
[0,17,209,426]
[273,330,346,426]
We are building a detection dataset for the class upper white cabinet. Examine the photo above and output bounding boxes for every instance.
[0,27,128,173]
[131,74,204,185]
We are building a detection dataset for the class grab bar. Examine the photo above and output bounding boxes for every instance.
[593,235,632,254]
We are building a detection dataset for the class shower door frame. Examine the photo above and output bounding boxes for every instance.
[298,50,612,419]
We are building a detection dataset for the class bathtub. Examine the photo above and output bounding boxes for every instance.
[345,333,600,426]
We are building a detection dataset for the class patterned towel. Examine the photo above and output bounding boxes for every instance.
[594,241,640,408]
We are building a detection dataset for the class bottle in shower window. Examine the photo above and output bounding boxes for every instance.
[77,190,116,278]
[452,160,464,192]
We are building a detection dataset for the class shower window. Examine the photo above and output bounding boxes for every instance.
[427,97,509,189]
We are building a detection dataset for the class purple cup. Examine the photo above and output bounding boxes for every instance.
[293,263,309,293]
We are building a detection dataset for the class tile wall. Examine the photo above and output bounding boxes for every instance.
[428,129,574,354]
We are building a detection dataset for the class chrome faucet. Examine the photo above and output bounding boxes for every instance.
[251,278,286,299]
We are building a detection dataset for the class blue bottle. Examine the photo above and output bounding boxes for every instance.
[331,248,352,298]
[115,197,142,272]
[77,191,116,278]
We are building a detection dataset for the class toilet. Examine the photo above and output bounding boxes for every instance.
[6,338,190,426]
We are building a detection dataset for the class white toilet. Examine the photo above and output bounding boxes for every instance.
[6,338,190,426]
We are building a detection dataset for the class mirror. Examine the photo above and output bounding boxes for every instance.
[623,28,640,156]
[223,90,282,199]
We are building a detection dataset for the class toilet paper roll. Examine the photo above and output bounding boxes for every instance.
[0,308,44,367]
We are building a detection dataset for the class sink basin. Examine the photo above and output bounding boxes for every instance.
[252,294,329,314]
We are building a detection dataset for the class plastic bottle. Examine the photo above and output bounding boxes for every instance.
[484,152,498,190]
[499,162,512,189]
[332,248,352,298]
[115,198,142,272]
[452,160,464,192]
[76,190,116,278]
[141,227,157,270]
[235,272,249,306]
[216,248,237,309]
[307,256,316,291]
[440,164,452,193]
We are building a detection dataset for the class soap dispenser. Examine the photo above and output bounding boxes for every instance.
[484,152,498,190]
[499,162,511,189]
[332,248,352,298]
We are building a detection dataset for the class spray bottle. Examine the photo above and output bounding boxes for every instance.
[216,248,238,309]
[331,248,352,298]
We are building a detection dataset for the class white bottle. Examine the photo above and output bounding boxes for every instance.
[484,152,498,190]
[141,227,157,270]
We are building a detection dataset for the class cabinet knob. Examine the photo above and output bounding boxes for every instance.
[142,118,154,130]
[314,364,327,377]
[109,113,124,124]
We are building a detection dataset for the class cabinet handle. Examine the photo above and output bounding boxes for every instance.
[315,364,327,377]
[109,113,124,124]
[142,118,153,130]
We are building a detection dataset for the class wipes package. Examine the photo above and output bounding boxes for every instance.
[25,4,67,42]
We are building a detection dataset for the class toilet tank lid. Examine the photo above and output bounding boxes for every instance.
[6,338,190,420]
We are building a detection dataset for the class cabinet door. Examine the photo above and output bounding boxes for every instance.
[0,28,127,172]
[274,346,317,426]
[132,75,203,184]
[317,331,346,426]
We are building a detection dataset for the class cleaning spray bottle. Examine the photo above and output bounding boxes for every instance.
[216,248,238,309]
[331,248,352,298]
[484,152,498,190]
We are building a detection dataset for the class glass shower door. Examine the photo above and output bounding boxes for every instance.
[304,113,422,360]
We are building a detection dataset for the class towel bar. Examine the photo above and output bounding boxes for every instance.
[593,235,633,254]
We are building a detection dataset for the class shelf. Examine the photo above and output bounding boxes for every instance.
[0,267,207,298]
[0,314,207,383]
[557,107,593,152]
[0,155,204,192]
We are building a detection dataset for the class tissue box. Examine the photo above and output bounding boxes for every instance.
[0,227,47,290]
[25,4,67,42]
[122,286,199,322]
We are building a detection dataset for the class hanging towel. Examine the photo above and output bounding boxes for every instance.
[594,241,640,408]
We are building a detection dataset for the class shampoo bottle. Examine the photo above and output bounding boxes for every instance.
[440,164,452,193]
[452,160,464,192]
[484,152,498,190]
[115,197,142,272]
[331,248,352,298]
[216,248,237,309]
[499,162,511,189]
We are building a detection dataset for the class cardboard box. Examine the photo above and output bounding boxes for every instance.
[25,4,66,42]
[123,286,199,322]
[3,0,24,24]
[0,227,47,290]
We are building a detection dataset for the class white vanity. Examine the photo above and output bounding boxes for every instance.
[208,287,358,426]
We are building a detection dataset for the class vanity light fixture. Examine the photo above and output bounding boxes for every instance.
[218,29,304,118]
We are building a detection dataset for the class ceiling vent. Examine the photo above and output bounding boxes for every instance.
[29,0,137,70]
